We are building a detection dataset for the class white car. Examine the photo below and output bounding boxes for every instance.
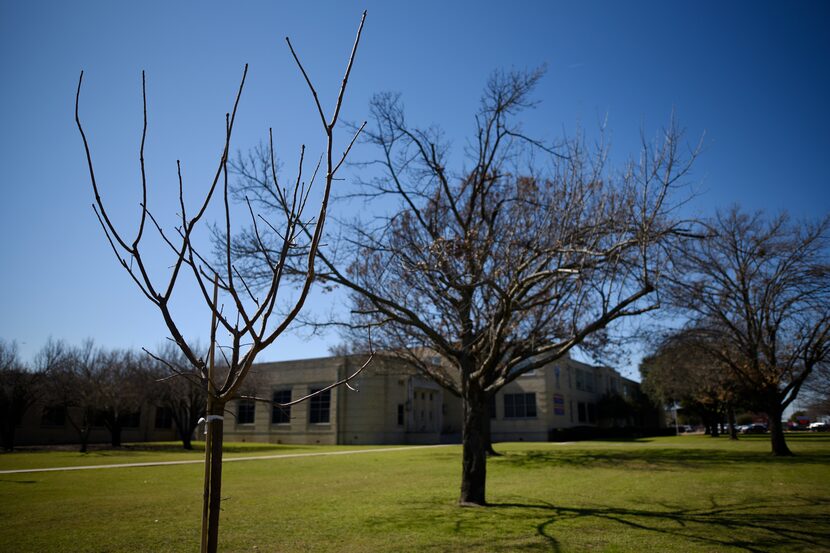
[809,421,829,432]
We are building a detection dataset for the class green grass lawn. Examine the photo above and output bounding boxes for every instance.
[1,435,828,552]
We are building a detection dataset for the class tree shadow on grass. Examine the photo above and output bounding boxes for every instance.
[494,448,830,472]
[490,495,830,553]
[366,495,830,552]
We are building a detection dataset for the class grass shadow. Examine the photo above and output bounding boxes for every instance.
[490,496,830,553]
[366,495,830,552]
[494,447,830,472]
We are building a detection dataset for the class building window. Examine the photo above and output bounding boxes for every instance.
[554,366,561,389]
[397,404,404,426]
[553,394,565,416]
[237,400,255,425]
[309,389,331,424]
[154,407,173,429]
[504,393,537,418]
[41,405,66,427]
[272,389,291,424]
[587,403,597,424]
[121,410,141,429]
[577,402,587,423]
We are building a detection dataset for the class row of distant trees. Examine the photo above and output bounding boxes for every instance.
[639,209,830,453]
[0,339,205,452]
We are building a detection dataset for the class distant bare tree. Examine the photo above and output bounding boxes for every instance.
[76,12,370,552]
[669,208,830,455]
[0,339,43,451]
[42,340,100,453]
[641,329,744,439]
[230,69,699,505]
[144,343,207,450]
[94,348,149,447]
[802,364,830,420]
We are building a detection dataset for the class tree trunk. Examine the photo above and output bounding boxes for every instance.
[79,428,90,453]
[708,412,720,437]
[459,388,487,506]
[727,405,738,440]
[483,399,500,457]
[175,414,194,450]
[767,405,792,456]
[201,400,225,553]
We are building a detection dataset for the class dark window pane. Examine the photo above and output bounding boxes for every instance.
[504,393,537,418]
[92,409,108,427]
[121,410,141,428]
[309,389,331,424]
[272,389,291,424]
[154,407,173,429]
[41,405,66,427]
[397,404,404,426]
[504,394,515,418]
[237,400,255,424]
[526,395,537,418]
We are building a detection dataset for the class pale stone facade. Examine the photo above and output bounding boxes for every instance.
[225,355,446,445]
[12,353,642,447]
[225,353,642,445]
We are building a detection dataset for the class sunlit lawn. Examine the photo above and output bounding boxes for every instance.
[1,435,828,552]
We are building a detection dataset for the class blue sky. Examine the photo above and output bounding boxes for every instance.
[1,1,828,378]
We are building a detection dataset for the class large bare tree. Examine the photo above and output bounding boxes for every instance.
[76,12,370,552]
[669,208,830,455]
[231,69,698,505]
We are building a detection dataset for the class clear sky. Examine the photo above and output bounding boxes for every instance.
[1,1,829,379]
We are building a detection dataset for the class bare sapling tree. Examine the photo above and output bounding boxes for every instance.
[230,69,699,505]
[669,207,830,455]
[76,12,370,552]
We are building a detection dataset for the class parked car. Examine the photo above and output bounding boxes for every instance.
[741,423,767,434]
[809,421,829,432]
